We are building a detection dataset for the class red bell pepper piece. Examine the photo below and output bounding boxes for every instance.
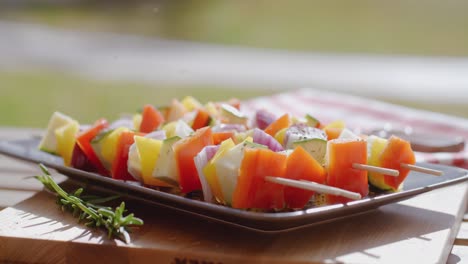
[191,109,211,130]
[139,104,165,133]
[232,148,287,210]
[75,118,109,176]
[111,131,138,181]
[284,146,326,209]
[70,142,97,173]
[327,139,369,204]
[173,127,213,193]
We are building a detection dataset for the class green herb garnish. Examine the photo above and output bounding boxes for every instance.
[35,164,143,243]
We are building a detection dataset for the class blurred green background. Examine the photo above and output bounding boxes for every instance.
[5,0,468,56]
[1,0,468,127]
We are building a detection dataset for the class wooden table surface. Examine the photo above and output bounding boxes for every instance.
[0,128,467,264]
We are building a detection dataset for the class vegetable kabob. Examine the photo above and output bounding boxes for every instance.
[38,96,443,211]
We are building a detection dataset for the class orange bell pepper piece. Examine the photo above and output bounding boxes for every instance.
[327,139,368,204]
[284,146,326,209]
[380,136,416,191]
[264,114,291,137]
[232,148,287,209]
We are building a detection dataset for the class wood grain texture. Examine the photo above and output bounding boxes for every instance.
[0,154,67,210]
[0,127,467,264]
[455,222,468,245]
[0,177,466,264]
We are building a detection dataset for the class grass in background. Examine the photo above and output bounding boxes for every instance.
[0,70,276,127]
[1,70,466,129]
[3,0,468,56]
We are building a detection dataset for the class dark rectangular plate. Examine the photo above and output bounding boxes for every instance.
[0,138,467,233]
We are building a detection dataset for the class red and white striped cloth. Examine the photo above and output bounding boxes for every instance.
[243,89,468,169]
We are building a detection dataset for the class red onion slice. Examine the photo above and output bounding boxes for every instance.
[194,145,219,203]
[253,128,284,152]
[255,109,276,130]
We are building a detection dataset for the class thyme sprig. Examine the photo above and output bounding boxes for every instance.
[35,164,143,243]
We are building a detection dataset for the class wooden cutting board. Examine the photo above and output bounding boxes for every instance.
[0,129,467,264]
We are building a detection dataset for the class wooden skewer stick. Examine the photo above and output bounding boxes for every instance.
[265,176,362,200]
[401,163,443,176]
[352,163,399,177]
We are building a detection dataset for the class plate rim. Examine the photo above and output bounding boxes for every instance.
[1,138,467,233]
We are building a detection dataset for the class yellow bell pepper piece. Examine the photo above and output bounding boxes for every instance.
[367,136,391,190]
[322,120,346,130]
[55,120,80,166]
[162,121,177,138]
[133,114,142,131]
[204,102,219,116]
[135,136,171,187]
[181,96,202,112]
[203,138,235,204]
[101,127,129,166]
[274,127,288,146]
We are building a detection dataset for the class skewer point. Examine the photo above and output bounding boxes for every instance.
[265,176,362,200]
[352,163,399,177]
[401,163,443,176]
